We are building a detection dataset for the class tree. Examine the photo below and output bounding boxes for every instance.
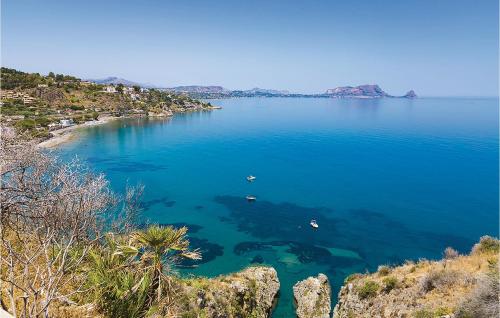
[133,85,141,93]
[116,83,124,93]
[48,72,55,78]
[0,132,143,317]
[55,74,64,81]
[115,225,201,303]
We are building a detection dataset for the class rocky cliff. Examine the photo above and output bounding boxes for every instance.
[293,274,332,318]
[179,266,280,317]
[333,236,499,318]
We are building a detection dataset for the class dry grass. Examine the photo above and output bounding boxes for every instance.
[335,238,499,318]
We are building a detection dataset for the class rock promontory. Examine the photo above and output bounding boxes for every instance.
[403,90,417,98]
[180,266,280,317]
[293,273,332,318]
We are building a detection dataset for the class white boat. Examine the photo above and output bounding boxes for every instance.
[246,195,257,201]
[310,219,319,229]
[246,175,256,182]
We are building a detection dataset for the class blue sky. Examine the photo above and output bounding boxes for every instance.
[2,0,498,96]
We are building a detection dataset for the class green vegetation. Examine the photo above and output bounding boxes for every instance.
[472,235,500,254]
[0,136,203,318]
[382,276,399,293]
[357,280,379,299]
[344,273,363,284]
[84,227,200,318]
[414,309,433,318]
[1,67,215,139]
[377,265,391,276]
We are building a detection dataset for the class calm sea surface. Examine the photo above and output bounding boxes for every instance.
[60,97,499,317]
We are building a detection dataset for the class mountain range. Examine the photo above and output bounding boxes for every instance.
[86,76,157,88]
[87,77,416,99]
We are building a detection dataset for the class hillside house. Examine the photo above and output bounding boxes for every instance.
[103,86,117,93]
[60,119,74,127]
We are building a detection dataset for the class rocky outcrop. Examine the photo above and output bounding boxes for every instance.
[293,274,332,318]
[403,90,417,98]
[180,266,280,317]
[333,237,499,318]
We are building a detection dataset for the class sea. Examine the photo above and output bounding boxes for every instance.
[59,97,499,317]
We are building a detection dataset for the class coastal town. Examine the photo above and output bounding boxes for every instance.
[0,67,218,143]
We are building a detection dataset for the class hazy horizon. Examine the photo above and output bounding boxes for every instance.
[2,0,498,96]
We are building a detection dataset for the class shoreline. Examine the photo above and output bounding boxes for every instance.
[36,116,120,148]
[36,107,221,149]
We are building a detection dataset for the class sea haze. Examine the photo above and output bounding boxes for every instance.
[59,97,499,317]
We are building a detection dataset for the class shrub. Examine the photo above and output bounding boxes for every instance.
[69,104,85,110]
[382,276,399,293]
[420,270,459,293]
[34,116,51,127]
[15,118,36,130]
[472,236,499,255]
[443,247,459,259]
[455,272,499,318]
[434,307,452,316]
[414,309,433,318]
[377,265,391,276]
[357,280,379,299]
[344,273,363,284]
[32,130,51,139]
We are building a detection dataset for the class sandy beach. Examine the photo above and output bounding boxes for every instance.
[37,116,119,148]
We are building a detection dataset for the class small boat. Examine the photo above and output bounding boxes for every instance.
[246,175,256,182]
[310,219,319,229]
[246,195,257,201]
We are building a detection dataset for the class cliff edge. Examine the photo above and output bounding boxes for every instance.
[333,236,499,318]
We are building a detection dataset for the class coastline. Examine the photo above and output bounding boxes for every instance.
[36,116,120,148]
[36,107,221,149]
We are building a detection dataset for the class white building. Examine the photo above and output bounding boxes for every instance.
[123,86,134,93]
[60,119,74,127]
[103,86,117,93]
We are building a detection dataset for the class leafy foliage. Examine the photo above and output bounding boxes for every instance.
[357,280,379,299]
[85,226,201,318]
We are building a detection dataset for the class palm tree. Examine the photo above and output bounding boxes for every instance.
[86,234,154,318]
[115,225,201,303]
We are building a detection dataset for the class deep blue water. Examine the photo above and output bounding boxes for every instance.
[59,97,499,317]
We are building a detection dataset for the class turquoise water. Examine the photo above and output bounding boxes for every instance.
[60,97,499,317]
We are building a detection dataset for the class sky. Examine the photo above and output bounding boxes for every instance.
[1,0,498,96]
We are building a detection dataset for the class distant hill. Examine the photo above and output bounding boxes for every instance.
[245,87,290,95]
[85,79,416,99]
[167,86,230,94]
[325,84,390,98]
[87,77,157,88]
[325,84,417,99]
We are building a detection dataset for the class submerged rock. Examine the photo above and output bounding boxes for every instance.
[293,273,332,318]
[181,266,280,317]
